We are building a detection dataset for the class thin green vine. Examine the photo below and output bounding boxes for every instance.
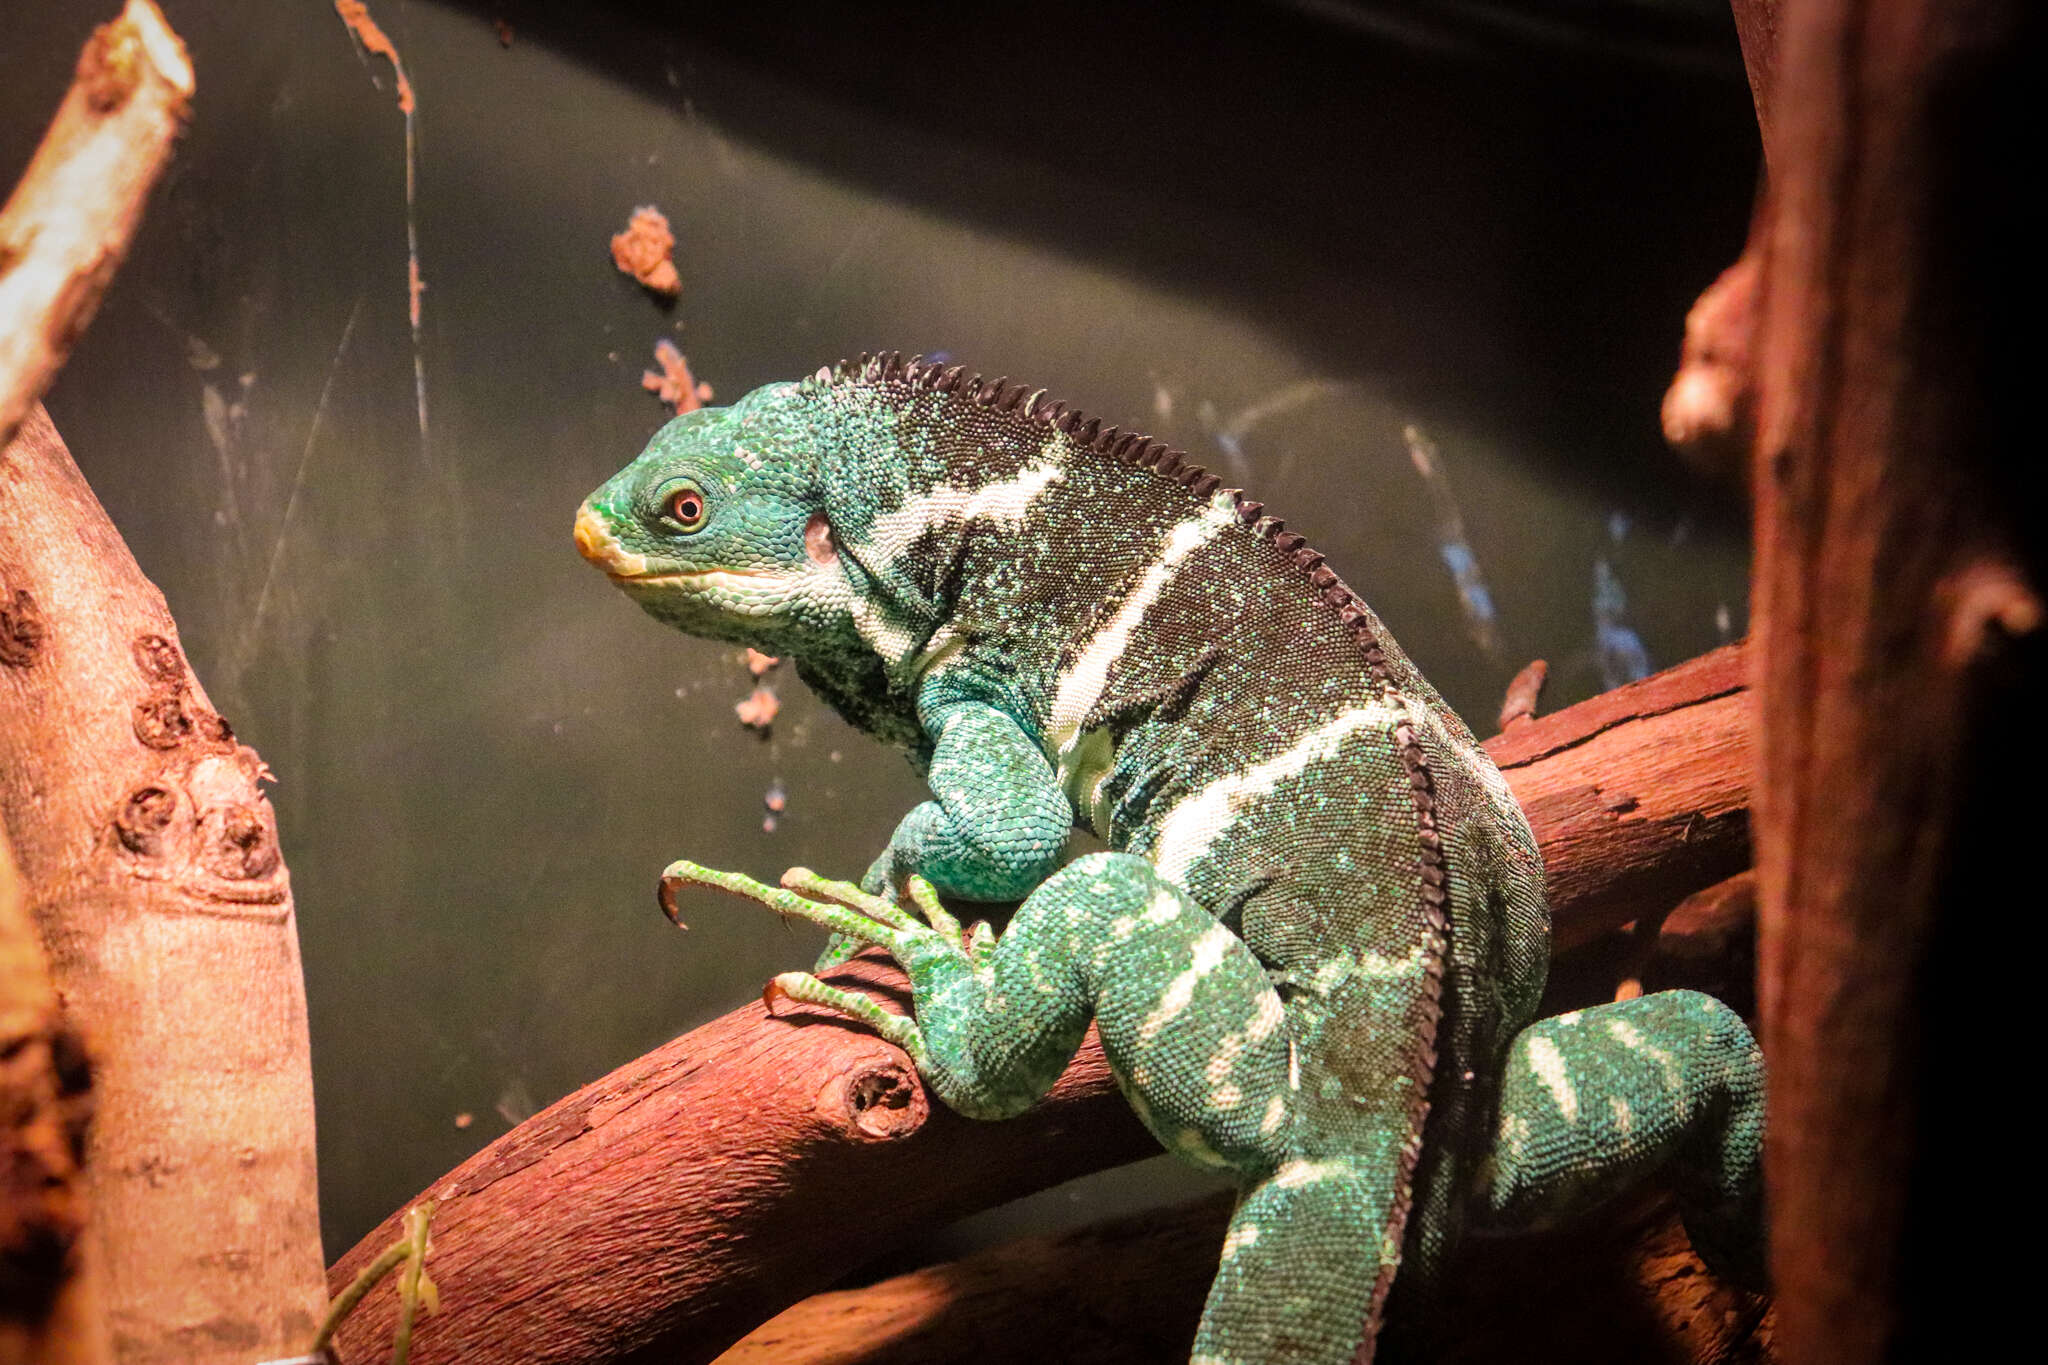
[308,1200,438,1364]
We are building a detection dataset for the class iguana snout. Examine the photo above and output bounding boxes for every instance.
[572,503,647,578]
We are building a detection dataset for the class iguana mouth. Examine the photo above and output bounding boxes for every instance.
[607,567,764,587]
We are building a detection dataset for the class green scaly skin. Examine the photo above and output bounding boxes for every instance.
[577,353,1766,1363]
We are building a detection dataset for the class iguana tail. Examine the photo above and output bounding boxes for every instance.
[1195,1156,1405,1365]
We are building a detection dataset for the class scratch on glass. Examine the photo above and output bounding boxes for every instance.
[1204,378,1346,480]
[236,288,367,682]
[332,1,428,451]
[1593,557,1653,690]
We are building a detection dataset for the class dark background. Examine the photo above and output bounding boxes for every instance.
[0,0,1758,1265]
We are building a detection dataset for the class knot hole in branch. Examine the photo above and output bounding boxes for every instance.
[130,632,233,750]
[832,1061,927,1141]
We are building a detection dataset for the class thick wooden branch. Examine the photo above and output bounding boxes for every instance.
[1487,641,1749,952]
[0,409,326,1363]
[329,640,1752,1365]
[1749,1,2042,1360]
[0,0,191,451]
[718,1192,1769,1365]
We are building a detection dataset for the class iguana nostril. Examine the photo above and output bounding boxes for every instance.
[572,505,609,564]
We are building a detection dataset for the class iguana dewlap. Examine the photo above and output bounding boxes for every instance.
[576,352,1765,1363]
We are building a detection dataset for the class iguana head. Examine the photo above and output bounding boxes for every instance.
[573,381,852,654]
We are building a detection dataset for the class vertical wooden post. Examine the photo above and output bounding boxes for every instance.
[1,409,328,1363]
[1750,2,2043,1360]
[1727,0,1782,157]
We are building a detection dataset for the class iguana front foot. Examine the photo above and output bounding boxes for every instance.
[760,971,928,1060]
[658,860,978,1064]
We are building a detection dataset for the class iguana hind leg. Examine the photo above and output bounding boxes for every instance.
[1472,989,1768,1287]
[678,849,1418,1362]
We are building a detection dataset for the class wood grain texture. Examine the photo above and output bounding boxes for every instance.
[1487,641,1750,952]
[1748,1,2043,1359]
[0,408,325,1363]
[329,640,1755,1365]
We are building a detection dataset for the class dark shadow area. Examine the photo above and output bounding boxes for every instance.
[459,0,1761,507]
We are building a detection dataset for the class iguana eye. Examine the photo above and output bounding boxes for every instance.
[664,483,708,532]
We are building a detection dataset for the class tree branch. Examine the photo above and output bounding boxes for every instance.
[0,0,191,451]
[1488,641,1750,952]
[328,640,1754,1365]
[718,1192,1769,1365]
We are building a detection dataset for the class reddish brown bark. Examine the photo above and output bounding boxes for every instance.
[1728,0,1782,157]
[1488,641,1751,953]
[1662,246,1762,476]
[1747,1,2042,1361]
[1664,3,1777,482]
[719,1192,1768,1365]
[329,641,1754,1365]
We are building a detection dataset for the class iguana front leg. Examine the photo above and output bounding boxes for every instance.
[814,692,1072,971]
[670,850,1296,1126]
[863,696,1072,899]
[674,850,1418,1364]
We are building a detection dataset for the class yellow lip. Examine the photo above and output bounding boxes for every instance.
[573,504,654,577]
[572,505,610,561]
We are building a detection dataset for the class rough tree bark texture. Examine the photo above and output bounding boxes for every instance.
[329,640,1753,1365]
[0,408,326,1362]
[1750,1,2042,1361]
[0,826,106,1365]
[1487,642,1749,953]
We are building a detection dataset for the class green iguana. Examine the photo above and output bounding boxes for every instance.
[573,352,1765,1363]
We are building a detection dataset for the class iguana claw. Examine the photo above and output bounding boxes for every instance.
[656,870,689,929]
